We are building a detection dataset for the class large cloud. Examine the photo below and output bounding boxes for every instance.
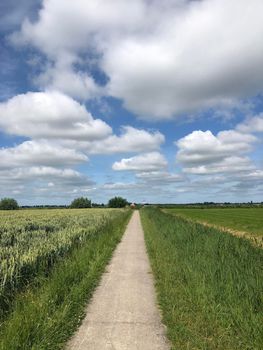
[103,0,263,119]
[11,0,263,119]
[176,129,257,174]
[0,90,111,140]
[0,166,94,190]
[183,156,254,175]
[82,126,165,154]
[0,91,164,154]
[237,113,263,133]
[11,0,145,56]
[177,130,256,165]
[112,152,167,171]
[11,0,147,98]
[0,140,88,169]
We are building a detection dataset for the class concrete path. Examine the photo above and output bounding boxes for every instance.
[67,211,170,350]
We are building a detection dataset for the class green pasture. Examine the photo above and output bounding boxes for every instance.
[163,208,263,237]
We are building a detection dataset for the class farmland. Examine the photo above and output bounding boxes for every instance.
[141,207,263,350]
[1,206,262,349]
[163,208,263,237]
[0,208,131,349]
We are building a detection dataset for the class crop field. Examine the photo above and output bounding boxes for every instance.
[1,207,262,349]
[141,207,263,350]
[0,208,131,349]
[163,208,263,237]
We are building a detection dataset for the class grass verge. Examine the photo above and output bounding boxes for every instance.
[0,210,131,350]
[140,207,263,350]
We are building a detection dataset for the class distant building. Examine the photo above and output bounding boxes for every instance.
[130,203,136,209]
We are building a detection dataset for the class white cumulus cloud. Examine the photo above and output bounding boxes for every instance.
[0,90,111,140]
[183,156,254,175]
[237,113,263,133]
[0,140,88,169]
[11,0,263,119]
[113,152,167,172]
[176,129,257,174]
[86,126,165,154]
[177,130,256,165]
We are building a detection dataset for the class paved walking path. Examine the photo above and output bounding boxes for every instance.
[67,211,170,350]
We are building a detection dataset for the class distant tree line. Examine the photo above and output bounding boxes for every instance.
[157,202,263,209]
[2,196,262,210]
[0,196,130,210]
[69,196,128,208]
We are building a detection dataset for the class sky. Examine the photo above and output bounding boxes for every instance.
[0,0,263,205]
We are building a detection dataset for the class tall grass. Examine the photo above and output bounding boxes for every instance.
[141,207,263,349]
[0,209,131,350]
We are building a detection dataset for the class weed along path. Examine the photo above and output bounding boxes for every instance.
[67,211,169,350]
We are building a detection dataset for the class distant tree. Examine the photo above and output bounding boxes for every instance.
[70,197,92,208]
[108,196,128,208]
[0,198,19,210]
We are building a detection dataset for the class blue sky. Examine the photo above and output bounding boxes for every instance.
[0,0,263,205]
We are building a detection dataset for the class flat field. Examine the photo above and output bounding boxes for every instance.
[0,208,131,349]
[163,208,263,237]
[141,207,263,350]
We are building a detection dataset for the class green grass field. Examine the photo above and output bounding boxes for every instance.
[163,208,263,237]
[141,207,263,350]
[0,208,131,349]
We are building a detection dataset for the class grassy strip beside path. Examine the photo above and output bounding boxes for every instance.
[141,207,263,350]
[0,210,131,350]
